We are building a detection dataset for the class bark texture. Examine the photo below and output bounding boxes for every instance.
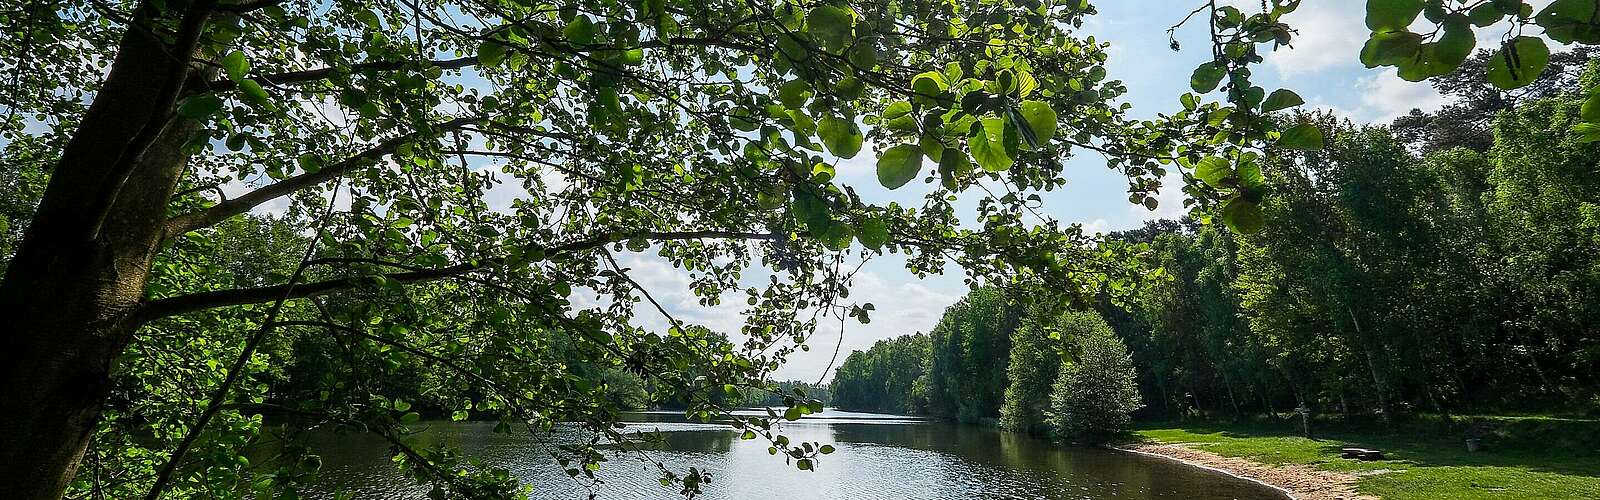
[0,3,201,497]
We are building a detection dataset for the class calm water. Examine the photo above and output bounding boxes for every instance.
[294,409,1286,499]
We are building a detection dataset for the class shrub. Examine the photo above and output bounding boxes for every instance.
[1047,316,1141,443]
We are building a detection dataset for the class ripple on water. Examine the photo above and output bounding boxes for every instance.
[284,411,1288,500]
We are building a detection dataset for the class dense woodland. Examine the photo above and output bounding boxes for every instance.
[832,51,1600,431]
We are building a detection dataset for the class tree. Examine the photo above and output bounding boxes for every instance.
[6,0,1309,495]
[1047,311,1139,443]
[927,287,1020,423]
[1000,307,1064,434]
[829,334,930,415]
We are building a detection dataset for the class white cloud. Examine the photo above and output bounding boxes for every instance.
[1262,1,1368,79]
[1081,218,1110,236]
[1355,69,1451,123]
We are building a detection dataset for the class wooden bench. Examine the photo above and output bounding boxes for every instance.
[1340,447,1385,461]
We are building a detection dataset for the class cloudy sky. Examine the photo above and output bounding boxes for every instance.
[739,0,1474,381]
[220,1,1476,382]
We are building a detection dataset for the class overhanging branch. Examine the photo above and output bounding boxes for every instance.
[163,116,480,239]
[134,229,788,323]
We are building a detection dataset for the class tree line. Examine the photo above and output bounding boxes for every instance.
[830,288,1140,441]
[832,53,1600,432]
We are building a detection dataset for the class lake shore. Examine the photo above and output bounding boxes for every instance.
[1117,442,1371,500]
[1129,418,1600,500]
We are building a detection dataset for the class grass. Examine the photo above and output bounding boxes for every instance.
[1132,415,1600,499]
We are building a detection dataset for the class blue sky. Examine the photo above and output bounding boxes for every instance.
[212,1,1489,382]
[748,0,1474,381]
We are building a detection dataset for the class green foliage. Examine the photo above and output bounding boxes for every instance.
[876,144,923,189]
[928,288,1022,423]
[1357,0,1600,136]
[830,334,930,415]
[1100,86,1600,427]
[999,310,1065,434]
[1487,37,1551,90]
[1047,314,1140,443]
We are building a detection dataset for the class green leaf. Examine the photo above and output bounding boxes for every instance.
[937,148,970,190]
[778,79,810,109]
[1537,0,1600,44]
[1469,3,1503,26]
[477,41,509,67]
[1237,155,1265,190]
[1434,15,1476,69]
[1195,156,1232,188]
[969,118,1014,172]
[1366,0,1425,31]
[1018,100,1058,144]
[1486,36,1550,90]
[1582,92,1600,123]
[911,71,948,106]
[1260,89,1304,112]
[794,188,832,233]
[882,101,918,132]
[1190,62,1226,93]
[221,51,250,81]
[876,144,923,189]
[806,6,853,52]
[819,444,836,454]
[818,115,863,159]
[177,94,225,120]
[564,15,597,45]
[823,223,854,251]
[796,458,813,470]
[783,406,803,421]
[856,216,890,250]
[849,42,879,69]
[1221,198,1265,234]
[1360,31,1423,68]
[1279,122,1325,150]
[238,79,271,107]
[400,412,421,424]
[741,430,757,440]
[1574,122,1600,143]
[834,77,865,101]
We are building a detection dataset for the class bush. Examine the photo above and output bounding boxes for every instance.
[1047,317,1141,443]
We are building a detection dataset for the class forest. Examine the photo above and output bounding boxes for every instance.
[832,48,1600,430]
[5,0,1600,498]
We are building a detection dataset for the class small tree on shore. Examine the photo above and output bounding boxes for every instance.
[1048,312,1141,443]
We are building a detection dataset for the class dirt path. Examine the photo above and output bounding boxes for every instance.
[1118,443,1379,500]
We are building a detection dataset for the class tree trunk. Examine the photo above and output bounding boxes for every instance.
[1257,381,1276,420]
[1224,376,1242,421]
[0,4,199,496]
[1348,307,1392,426]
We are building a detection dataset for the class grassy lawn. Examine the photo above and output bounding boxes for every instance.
[1133,416,1600,499]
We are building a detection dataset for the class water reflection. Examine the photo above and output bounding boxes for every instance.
[291,409,1286,499]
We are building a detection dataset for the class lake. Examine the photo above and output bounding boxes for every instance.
[297,409,1287,499]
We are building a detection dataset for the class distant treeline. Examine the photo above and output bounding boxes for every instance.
[831,288,1140,440]
[831,53,1600,426]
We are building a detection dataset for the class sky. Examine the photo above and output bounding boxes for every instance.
[573,0,1492,382]
[218,1,1489,382]
[745,0,1472,381]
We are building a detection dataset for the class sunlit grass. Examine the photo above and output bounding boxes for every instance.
[1134,417,1600,499]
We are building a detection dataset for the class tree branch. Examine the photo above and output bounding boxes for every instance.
[196,36,759,92]
[162,116,480,239]
[135,230,788,323]
[199,56,476,91]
